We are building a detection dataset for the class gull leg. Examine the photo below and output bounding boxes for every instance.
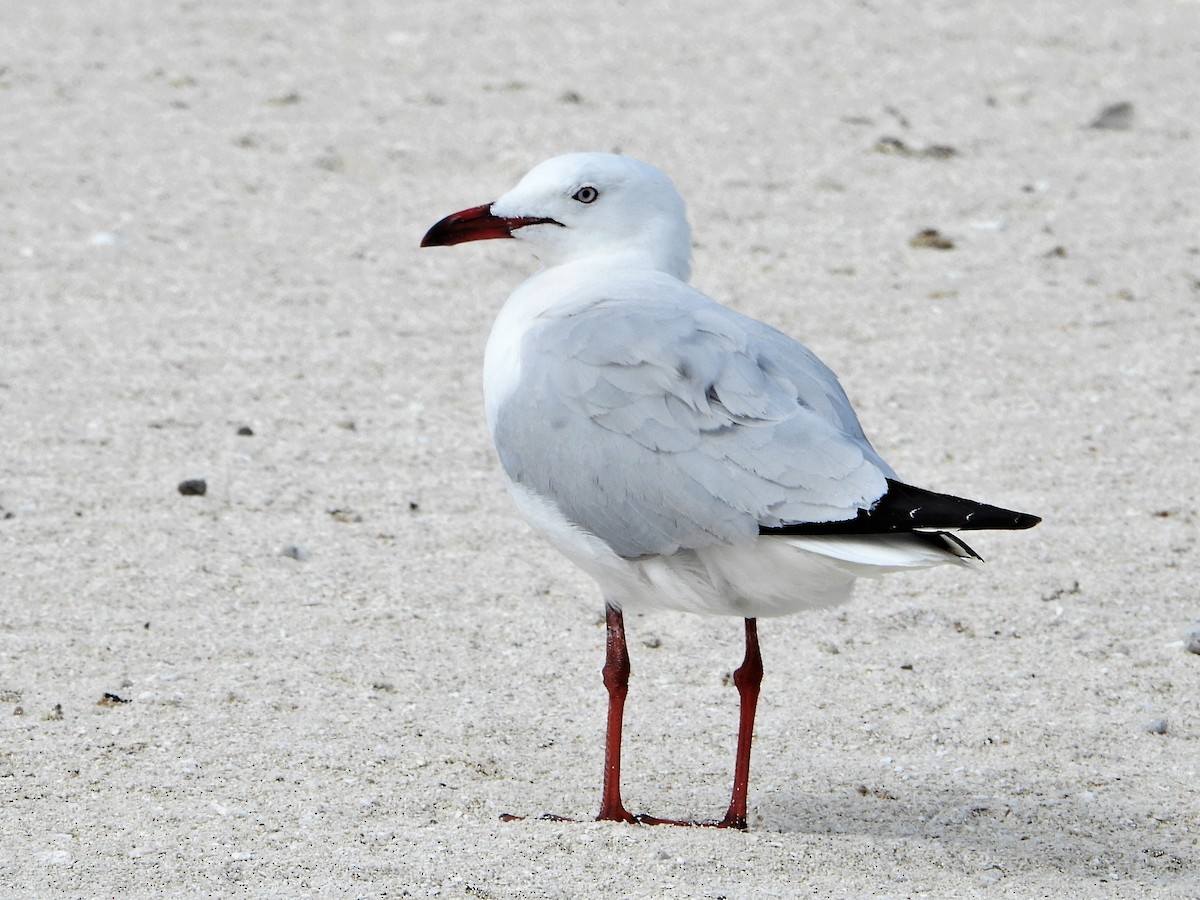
[507,610,761,829]
[634,617,762,829]
[501,603,636,824]
[717,617,762,829]
[597,603,636,823]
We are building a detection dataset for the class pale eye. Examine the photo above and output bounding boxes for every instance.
[572,185,599,204]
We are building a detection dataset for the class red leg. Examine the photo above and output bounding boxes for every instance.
[718,617,762,829]
[504,612,762,829]
[634,617,762,829]
[597,603,636,823]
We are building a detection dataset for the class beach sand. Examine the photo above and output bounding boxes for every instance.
[2,1,1198,895]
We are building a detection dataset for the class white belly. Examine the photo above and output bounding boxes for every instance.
[503,479,965,618]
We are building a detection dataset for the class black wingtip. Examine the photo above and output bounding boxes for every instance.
[762,480,1041,536]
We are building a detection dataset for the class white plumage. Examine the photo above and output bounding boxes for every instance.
[422,151,1038,828]
[476,154,971,617]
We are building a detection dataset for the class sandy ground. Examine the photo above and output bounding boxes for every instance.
[2,0,1199,896]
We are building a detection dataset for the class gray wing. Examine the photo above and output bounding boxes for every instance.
[493,277,895,559]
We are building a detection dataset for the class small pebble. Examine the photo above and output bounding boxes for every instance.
[874,136,957,159]
[1089,101,1135,130]
[266,90,301,106]
[909,228,955,250]
[281,545,310,561]
[236,425,254,436]
[1183,621,1200,655]
[177,478,207,496]
[1144,718,1167,735]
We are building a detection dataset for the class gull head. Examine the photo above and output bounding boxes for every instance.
[421,152,692,281]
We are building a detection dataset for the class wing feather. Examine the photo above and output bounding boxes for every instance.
[492,275,893,558]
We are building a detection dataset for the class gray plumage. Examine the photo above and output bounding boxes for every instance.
[493,269,893,559]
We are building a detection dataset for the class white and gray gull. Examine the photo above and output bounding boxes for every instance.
[421,152,1040,829]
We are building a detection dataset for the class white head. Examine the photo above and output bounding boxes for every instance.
[422,152,693,281]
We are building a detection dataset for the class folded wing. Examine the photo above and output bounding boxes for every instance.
[492,274,899,559]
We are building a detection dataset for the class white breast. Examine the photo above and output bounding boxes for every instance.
[483,260,620,434]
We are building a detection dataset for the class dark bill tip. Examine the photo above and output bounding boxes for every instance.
[421,204,507,247]
[421,204,562,247]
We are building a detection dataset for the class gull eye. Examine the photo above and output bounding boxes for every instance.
[572,185,599,204]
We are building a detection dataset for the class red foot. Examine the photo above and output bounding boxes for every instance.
[634,812,747,830]
[502,810,746,829]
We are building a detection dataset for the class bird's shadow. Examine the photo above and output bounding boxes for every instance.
[761,780,1191,883]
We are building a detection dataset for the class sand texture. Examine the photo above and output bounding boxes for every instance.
[2,1,1198,896]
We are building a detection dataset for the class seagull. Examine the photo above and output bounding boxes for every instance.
[421,152,1040,829]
